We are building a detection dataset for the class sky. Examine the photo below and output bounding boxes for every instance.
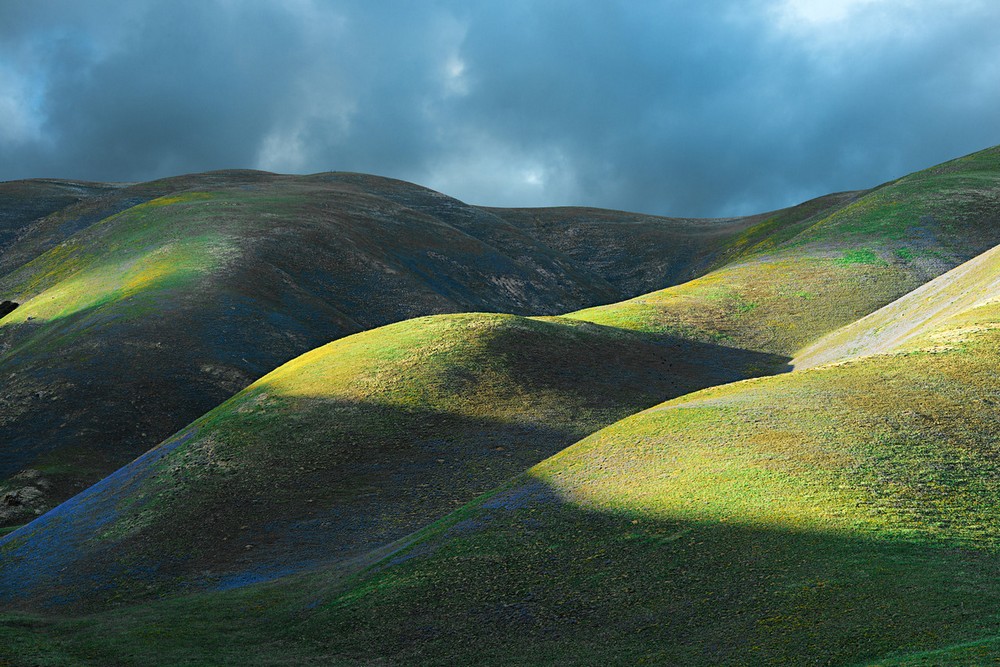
[1,0,999,217]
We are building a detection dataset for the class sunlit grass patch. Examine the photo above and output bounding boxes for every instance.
[838,248,887,266]
[0,238,225,326]
[141,192,215,208]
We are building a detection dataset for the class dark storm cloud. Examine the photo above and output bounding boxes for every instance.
[1,0,999,216]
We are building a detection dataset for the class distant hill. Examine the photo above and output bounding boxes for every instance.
[569,146,1000,355]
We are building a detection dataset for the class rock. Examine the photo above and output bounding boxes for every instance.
[0,300,17,319]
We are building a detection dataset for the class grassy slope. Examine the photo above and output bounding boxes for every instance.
[2,147,1000,663]
[0,312,785,610]
[0,172,278,280]
[0,176,888,609]
[484,193,856,297]
[12,251,1000,665]
[0,170,803,526]
[568,146,1000,356]
[793,241,1000,369]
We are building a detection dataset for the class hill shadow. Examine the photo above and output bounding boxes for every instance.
[278,477,1000,666]
[6,474,1000,666]
[0,323,790,612]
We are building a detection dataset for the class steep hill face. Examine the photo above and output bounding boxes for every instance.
[0,170,827,526]
[17,241,1000,665]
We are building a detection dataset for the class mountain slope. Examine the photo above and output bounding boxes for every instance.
[0,179,123,264]
[484,191,857,296]
[793,240,1000,368]
[0,171,294,280]
[12,244,1000,665]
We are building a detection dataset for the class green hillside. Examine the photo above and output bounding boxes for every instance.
[0,312,782,610]
[0,179,122,264]
[0,170,798,527]
[2,146,1000,665]
[5,147,997,528]
[0,171,282,279]
[793,240,1000,368]
[570,146,1000,355]
[8,235,1000,665]
[485,193,855,296]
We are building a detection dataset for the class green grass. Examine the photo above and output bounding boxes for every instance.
[4,146,1000,664]
[569,145,1000,358]
[568,257,920,355]
[7,232,1000,665]
[7,169,809,530]
[0,192,231,324]
[837,248,886,266]
[794,240,1000,369]
[5,306,1000,665]
[8,328,1000,663]
[863,635,1000,665]
[791,146,1000,247]
[4,145,1000,528]
[0,312,786,610]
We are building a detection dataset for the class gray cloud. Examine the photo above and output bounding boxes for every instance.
[1,0,999,216]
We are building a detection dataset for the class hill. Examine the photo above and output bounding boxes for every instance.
[0,170,808,526]
[0,179,122,265]
[0,313,783,609]
[8,143,994,528]
[569,146,1000,355]
[793,240,1000,368]
[8,228,1000,665]
[1,146,1000,664]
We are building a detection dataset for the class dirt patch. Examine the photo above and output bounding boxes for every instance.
[0,469,52,526]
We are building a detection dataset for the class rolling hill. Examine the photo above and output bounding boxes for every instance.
[0,313,783,610]
[792,239,1000,369]
[1,145,1000,665]
[0,170,818,527]
[568,146,1000,355]
[6,193,1000,665]
[0,179,123,265]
